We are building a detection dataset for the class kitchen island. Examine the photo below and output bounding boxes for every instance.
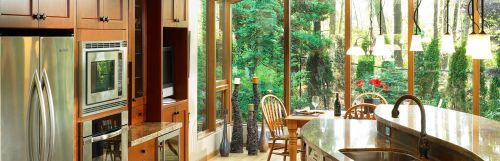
[301,105,500,161]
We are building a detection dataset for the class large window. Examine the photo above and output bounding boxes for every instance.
[350,0,409,105]
[290,0,345,111]
[197,0,208,132]
[232,0,284,121]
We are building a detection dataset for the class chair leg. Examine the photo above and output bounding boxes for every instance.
[267,139,276,161]
[283,140,288,161]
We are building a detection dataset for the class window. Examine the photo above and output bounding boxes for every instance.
[232,0,284,122]
[290,0,345,111]
[350,0,408,105]
[197,0,209,132]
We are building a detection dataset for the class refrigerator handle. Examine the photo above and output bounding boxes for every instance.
[41,70,56,161]
[28,70,48,161]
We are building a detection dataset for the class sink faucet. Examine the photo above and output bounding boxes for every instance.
[392,95,430,159]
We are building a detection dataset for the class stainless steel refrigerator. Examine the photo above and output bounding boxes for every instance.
[0,36,74,161]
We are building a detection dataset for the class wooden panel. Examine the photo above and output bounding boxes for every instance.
[344,0,351,109]
[76,29,126,41]
[145,0,163,122]
[284,0,291,113]
[408,0,414,96]
[76,0,103,29]
[472,0,480,115]
[131,105,145,125]
[38,0,74,28]
[162,0,176,27]
[103,0,128,29]
[0,0,38,28]
[128,139,156,161]
[161,106,176,122]
[173,0,188,27]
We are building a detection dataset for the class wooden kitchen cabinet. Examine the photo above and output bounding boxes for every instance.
[159,100,188,161]
[76,0,127,30]
[0,0,73,28]
[162,0,187,28]
[129,139,156,161]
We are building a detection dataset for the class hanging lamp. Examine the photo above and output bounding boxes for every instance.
[471,0,492,59]
[347,38,366,56]
[372,0,390,56]
[440,0,455,54]
[410,0,423,52]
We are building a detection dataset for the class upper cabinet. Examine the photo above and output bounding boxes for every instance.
[163,0,188,28]
[0,0,74,28]
[77,0,128,30]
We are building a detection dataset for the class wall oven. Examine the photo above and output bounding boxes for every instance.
[82,112,128,161]
[80,41,128,116]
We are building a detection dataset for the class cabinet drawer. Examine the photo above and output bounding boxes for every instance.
[129,139,156,161]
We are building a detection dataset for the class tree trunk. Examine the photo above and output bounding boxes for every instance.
[329,0,337,35]
[452,0,460,39]
[394,0,403,67]
[338,0,344,33]
[433,0,439,38]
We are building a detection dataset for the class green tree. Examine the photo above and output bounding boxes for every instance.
[355,55,375,81]
[447,42,469,111]
[415,38,441,106]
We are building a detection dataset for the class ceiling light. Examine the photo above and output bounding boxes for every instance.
[410,35,423,52]
[373,35,390,56]
[471,34,492,59]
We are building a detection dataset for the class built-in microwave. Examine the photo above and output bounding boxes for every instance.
[80,41,128,116]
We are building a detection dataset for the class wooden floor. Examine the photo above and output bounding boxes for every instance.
[209,149,287,161]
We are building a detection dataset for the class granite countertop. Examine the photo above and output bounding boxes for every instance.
[128,122,182,146]
[375,105,500,160]
[301,118,414,161]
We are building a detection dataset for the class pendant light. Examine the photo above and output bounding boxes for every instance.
[410,0,423,52]
[440,0,455,54]
[347,38,366,56]
[372,0,390,56]
[466,0,479,56]
[471,0,492,59]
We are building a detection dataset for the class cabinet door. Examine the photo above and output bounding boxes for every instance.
[0,0,38,28]
[175,109,188,161]
[162,0,176,27]
[38,0,73,28]
[76,0,103,29]
[161,106,176,122]
[130,105,145,125]
[129,139,156,161]
[173,0,187,27]
[103,0,128,29]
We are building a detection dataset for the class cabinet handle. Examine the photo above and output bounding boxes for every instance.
[105,16,110,22]
[140,149,146,153]
[99,16,106,22]
[33,14,41,20]
[41,13,47,20]
[138,112,142,116]
[132,98,136,102]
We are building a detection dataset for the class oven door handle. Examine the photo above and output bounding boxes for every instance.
[91,128,123,143]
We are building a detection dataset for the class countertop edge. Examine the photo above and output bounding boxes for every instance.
[128,122,183,147]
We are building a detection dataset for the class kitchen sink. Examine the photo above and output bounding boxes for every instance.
[340,149,420,161]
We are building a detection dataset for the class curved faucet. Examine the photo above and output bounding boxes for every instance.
[392,95,430,159]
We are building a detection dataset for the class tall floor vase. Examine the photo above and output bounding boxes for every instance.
[219,109,230,157]
[230,81,244,153]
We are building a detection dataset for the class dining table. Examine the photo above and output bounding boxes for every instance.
[285,110,344,161]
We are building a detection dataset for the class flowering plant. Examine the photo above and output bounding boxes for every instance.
[354,77,389,94]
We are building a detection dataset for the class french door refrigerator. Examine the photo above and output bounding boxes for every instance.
[0,36,74,161]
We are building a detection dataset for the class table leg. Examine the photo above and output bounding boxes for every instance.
[288,120,298,161]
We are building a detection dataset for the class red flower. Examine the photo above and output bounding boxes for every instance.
[355,80,365,88]
[368,78,382,87]
[383,84,389,91]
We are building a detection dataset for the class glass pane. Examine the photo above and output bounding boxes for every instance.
[351,0,408,105]
[215,0,226,80]
[134,0,144,97]
[197,0,209,132]
[480,1,499,121]
[216,91,225,126]
[414,0,472,112]
[232,0,284,122]
[290,0,345,111]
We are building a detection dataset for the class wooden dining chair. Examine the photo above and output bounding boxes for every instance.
[260,94,296,161]
[344,103,378,120]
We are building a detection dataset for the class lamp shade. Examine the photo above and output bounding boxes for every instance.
[440,34,455,54]
[347,46,365,56]
[410,34,423,51]
[471,34,493,59]
[466,34,481,56]
[372,35,390,56]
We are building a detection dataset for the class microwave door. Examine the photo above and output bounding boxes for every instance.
[86,51,120,105]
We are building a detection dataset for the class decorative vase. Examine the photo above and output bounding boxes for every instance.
[363,98,380,113]
[219,109,230,157]
[230,79,244,153]
[246,104,258,155]
[258,118,269,152]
